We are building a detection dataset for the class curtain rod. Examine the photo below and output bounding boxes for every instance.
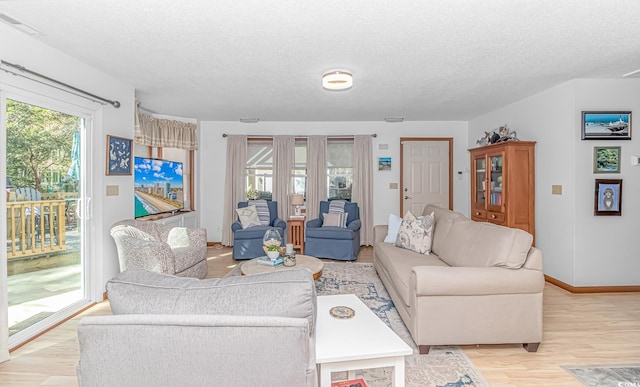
[222,134,376,138]
[0,60,121,108]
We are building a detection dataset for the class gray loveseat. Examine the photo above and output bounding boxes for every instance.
[77,269,318,387]
[374,204,544,354]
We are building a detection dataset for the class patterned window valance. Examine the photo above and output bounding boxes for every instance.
[135,104,198,150]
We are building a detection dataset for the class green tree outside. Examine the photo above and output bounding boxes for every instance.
[6,99,80,193]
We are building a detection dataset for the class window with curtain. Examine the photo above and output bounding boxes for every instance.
[245,138,354,201]
[292,140,307,196]
[246,140,273,200]
[327,140,353,201]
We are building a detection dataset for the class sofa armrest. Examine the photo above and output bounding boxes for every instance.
[231,220,243,232]
[373,225,388,243]
[306,218,322,228]
[347,219,361,232]
[411,265,545,297]
[273,218,287,229]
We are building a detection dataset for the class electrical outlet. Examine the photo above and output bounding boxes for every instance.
[106,185,119,196]
[551,185,562,195]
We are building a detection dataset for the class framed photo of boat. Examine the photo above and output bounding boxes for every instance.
[582,111,631,140]
[594,179,622,216]
[593,146,621,174]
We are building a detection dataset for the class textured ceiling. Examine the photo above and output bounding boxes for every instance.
[1,0,640,122]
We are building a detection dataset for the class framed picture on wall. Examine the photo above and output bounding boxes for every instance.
[106,135,133,175]
[378,157,391,171]
[593,146,621,173]
[594,179,622,216]
[582,111,631,140]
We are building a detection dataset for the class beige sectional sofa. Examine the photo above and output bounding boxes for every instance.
[373,204,544,354]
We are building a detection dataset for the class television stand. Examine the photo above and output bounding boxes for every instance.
[143,211,197,228]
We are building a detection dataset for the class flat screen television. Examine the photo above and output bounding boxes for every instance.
[134,157,184,218]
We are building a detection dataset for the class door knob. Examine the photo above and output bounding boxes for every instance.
[404,195,412,199]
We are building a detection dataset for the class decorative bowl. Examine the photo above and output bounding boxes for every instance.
[266,251,280,260]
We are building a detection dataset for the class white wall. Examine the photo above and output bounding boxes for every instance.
[199,121,469,242]
[1,24,136,296]
[469,79,640,286]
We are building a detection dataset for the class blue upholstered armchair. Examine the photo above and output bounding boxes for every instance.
[305,201,361,261]
[231,201,286,259]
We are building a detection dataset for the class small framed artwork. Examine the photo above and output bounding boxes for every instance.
[593,146,621,173]
[594,179,622,216]
[582,111,631,140]
[378,157,392,171]
[106,135,133,175]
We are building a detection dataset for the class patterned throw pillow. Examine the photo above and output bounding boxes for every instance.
[322,212,349,228]
[248,199,270,225]
[394,211,435,255]
[236,205,262,229]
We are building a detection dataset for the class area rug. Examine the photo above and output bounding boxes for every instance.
[223,261,485,387]
[562,364,640,387]
[316,262,488,387]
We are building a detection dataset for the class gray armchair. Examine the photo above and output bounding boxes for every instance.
[110,219,208,279]
[305,201,361,261]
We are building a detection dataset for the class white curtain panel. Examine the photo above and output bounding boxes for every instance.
[273,135,295,222]
[353,135,374,245]
[222,135,247,246]
[305,136,327,220]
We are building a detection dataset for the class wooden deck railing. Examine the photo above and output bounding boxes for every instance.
[6,200,67,259]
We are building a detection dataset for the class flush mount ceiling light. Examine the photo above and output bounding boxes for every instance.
[323,70,353,91]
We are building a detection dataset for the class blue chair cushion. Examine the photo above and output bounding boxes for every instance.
[305,226,357,240]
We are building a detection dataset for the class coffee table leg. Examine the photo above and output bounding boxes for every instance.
[392,356,405,387]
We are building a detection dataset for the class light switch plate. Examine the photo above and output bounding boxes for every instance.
[106,185,119,196]
[389,183,398,189]
[551,185,562,195]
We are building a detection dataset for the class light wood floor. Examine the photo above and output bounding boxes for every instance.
[1,245,639,386]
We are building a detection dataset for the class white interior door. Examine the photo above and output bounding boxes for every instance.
[401,139,452,215]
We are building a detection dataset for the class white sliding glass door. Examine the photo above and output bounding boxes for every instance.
[1,87,94,352]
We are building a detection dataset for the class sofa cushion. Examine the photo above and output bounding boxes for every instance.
[107,268,317,335]
[438,220,533,269]
[422,204,468,256]
[375,241,448,306]
[395,211,434,255]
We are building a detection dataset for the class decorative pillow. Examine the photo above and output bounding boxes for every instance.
[394,211,435,255]
[383,213,403,243]
[235,205,262,229]
[248,199,270,225]
[322,212,349,228]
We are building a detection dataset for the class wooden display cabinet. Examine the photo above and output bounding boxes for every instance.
[469,141,536,241]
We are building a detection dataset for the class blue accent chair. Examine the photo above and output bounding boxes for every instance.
[305,201,361,261]
[231,201,286,260]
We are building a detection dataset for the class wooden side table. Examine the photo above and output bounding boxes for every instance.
[288,216,305,254]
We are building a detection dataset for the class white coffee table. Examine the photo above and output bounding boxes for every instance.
[315,294,413,387]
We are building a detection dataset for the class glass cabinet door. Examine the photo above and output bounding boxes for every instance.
[474,156,486,205]
[489,154,503,206]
